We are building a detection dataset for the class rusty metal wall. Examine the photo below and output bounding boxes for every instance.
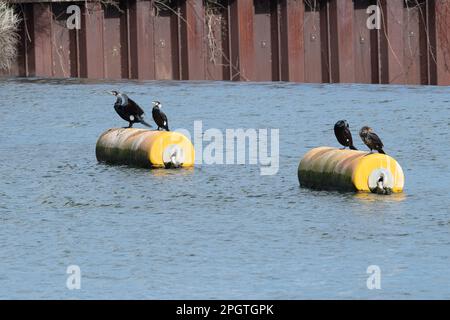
[2,0,450,85]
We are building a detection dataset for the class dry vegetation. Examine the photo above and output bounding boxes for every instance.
[204,0,227,64]
[0,2,21,70]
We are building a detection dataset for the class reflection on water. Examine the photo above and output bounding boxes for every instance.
[148,167,196,178]
[0,78,449,299]
[353,192,408,203]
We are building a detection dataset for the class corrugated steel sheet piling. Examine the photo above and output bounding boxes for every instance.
[2,0,450,85]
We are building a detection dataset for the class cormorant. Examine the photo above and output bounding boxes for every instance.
[109,91,152,128]
[152,101,170,131]
[359,126,386,154]
[334,120,357,150]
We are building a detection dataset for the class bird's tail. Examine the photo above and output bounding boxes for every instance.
[350,145,357,151]
[140,119,152,128]
[378,148,386,154]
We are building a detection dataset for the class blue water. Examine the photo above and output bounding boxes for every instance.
[0,78,449,299]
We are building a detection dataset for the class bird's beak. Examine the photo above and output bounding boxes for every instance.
[107,91,114,95]
[152,101,157,106]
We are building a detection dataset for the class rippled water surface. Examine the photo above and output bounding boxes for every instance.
[0,78,449,299]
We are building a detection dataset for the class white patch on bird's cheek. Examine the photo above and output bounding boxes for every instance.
[118,93,128,106]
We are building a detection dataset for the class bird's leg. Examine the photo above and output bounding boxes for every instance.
[128,122,133,128]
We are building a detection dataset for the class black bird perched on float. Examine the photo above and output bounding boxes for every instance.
[109,90,152,128]
[152,101,170,131]
[359,126,386,154]
[334,120,357,150]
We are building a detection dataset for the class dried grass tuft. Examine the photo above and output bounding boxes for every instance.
[0,2,21,70]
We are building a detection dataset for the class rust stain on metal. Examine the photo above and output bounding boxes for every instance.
[103,5,124,79]
[280,0,304,82]
[230,0,254,81]
[33,3,53,77]
[253,0,274,81]
[181,0,206,80]
[153,6,180,80]
[430,0,450,85]
[303,0,329,83]
[354,0,376,84]
[329,0,355,83]
[380,0,406,84]
[129,0,155,80]
[79,1,104,79]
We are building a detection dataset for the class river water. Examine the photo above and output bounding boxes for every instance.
[0,78,449,299]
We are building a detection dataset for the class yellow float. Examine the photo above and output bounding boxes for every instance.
[96,128,195,168]
[298,147,404,194]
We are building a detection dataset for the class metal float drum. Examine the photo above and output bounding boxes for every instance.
[96,128,195,168]
[298,147,404,193]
